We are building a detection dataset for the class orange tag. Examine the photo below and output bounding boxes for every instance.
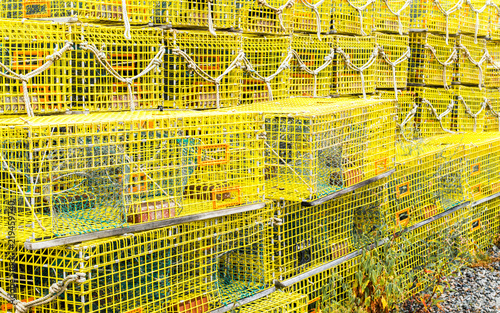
[374,158,388,175]
[198,144,229,166]
[470,163,481,176]
[23,0,50,18]
[396,182,410,198]
[212,186,241,210]
[396,208,410,227]
[471,218,481,231]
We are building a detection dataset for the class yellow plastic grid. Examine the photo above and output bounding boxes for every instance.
[333,0,374,35]
[379,89,419,142]
[289,34,333,98]
[374,33,410,90]
[352,178,388,240]
[485,88,500,131]
[0,207,273,313]
[237,0,295,34]
[241,35,292,104]
[455,35,486,86]
[373,0,411,34]
[71,24,164,112]
[283,256,360,312]
[408,32,457,87]
[409,0,461,39]
[460,0,491,39]
[451,85,486,133]
[293,0,332,37]
[236,291,309,312]
[0,19,71,115]
[489,3,500,40]
[412,87,455,138]
[224,97,396,202]
[164,30,243,110]
[0,111,265,242]
[485,41,500,88]
[328,35,377,97]
[153,0,238,31]
[469,198,500,253]
[1,0,153,24]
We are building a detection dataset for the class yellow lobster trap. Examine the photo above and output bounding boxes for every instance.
[226,97,396,202]
[333,0,374,36]
[460,0,492,40]
[293,0,332,38]
[71,24,164,112]
[289,34,334,98]
[0,0,153,38]
[409,0,461,42]
[373,0,411,34]
[455,35,486,87]
[489,2,500,40]
[410,87,455,138]
[408,32,457,87]
[328,35,378,97]
[484,41,500,88]
[485,88,500,131]
[0,207,273,313]
[379,89,419,142]
[236,291,308,312]
[164,30,242,109]
[237,0,295,34]
[0,19,71,116]
[469,198,500,253]
[374,33,410,92]
[452,85,486,133]
[0,111,265,243]
[241,35,292,104]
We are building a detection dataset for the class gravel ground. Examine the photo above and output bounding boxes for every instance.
[402,247,500,313]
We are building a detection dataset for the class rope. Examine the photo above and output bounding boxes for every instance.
[432,0,463,44]
[257,0,295,31]
[457,43,487,89]
[207,0,217,36]
[378,46,411,100]
[457,95,487,131]
[345,0,376,35]
[299,0,326,39]
[171,47,244,109]
[335,46,379,98]
[291,49,336,96]
[0,273,85,313]
[0,41,73,117]
[240,51,294,101]
[381,0,412,35]
[465,0,491,43]
[121,0,132,39]
[482,50,500,71]
[79,42,165,111]
[397,102,419,141]
[421,98,456,134]
[424,43,458,89]
[484,98,500,131]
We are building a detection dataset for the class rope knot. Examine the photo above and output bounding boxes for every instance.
[49,282,63,294]
[124,78,134,85]
[13,300,28,313]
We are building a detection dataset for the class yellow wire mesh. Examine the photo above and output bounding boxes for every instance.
[333,0,374,35]
[485,88,500,131]
[469,198,500,253]
[409,0,461,35]
[71,24,163,112]
[0,19,70,115]
[485,41,500,88]
[451,85,486,133]
[328,35,377,96]
[153,0,238,30]
[455,35,486,86]
[373,0,411,34]
[0,0,153,24]
[412,87,455,138]
[238,0,295,34]
[223,97,396,202]
[0,111,265,242]
[380,89,419,142]
[0,207,273,312]
[241,35,291,104]
[374,33,409,90]
[460,0,491,38]
[164,30,243,110]
[293,0,332,35]
[235,291,309,312]
[289,34,332,98]
[489,5,500,40]
[408,32,456,86]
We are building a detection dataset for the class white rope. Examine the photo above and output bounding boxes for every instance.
[378,46,411,100]
[171,47,244,108]
[424,43,458,89]
[240,51,294,101]
[421,98,456,133]
[382,0,412,35]
[257,0,295,31]
[466,0,490,43]
[397,102,419,141]
[121,0,132,40]
[457,95,487,131]
[291,49,335,96]
[432,0,463,44]
[457,43,487,89]
[299,0,326,39]
[482,50,500,71]
[335,46,379,98]
[0,41,73,117]
[484,98,500,131]
[0,273,85,313]
[345,0,376,35]
[79,42,165,111]
[207,0,217,36]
